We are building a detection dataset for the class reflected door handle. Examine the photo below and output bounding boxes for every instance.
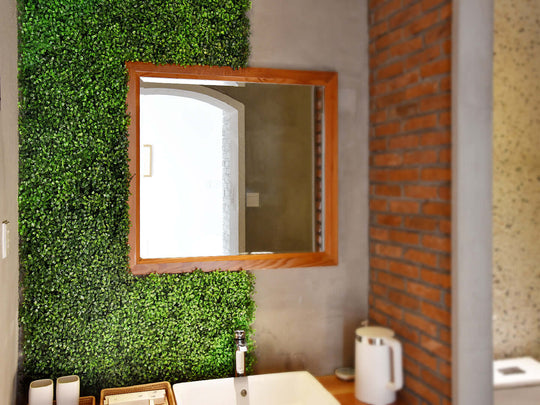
[142,144,152,177]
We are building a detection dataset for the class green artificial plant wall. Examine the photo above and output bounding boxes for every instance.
[18,0,254,397]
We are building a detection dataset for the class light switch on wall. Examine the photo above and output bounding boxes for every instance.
[1,221,9,259]
[246,192,260,207]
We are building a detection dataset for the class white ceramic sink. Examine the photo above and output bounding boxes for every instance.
[173,371,339,405]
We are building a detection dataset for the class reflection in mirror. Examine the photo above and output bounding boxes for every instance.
[127,64,338,273]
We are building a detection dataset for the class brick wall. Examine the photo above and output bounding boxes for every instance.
[368,1,452,404]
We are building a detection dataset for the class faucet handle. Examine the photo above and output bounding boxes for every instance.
[235,330,245,340]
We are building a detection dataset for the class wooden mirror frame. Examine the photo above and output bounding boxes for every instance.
[127,62,338,274]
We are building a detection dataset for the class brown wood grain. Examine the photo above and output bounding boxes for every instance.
[125,63,339,274]
[317,375,399,405]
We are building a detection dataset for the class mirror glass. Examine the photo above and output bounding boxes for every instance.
[127,64,338,273]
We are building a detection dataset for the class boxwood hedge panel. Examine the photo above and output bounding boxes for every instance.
[18,0,254,397]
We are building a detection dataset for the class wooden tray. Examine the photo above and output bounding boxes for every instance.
[100,381,176,405]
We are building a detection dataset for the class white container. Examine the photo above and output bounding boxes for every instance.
[28,379,54,405]
[355,326,403,405]
[56,375,80,405]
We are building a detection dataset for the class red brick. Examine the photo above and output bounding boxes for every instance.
[422,234,451,252]
[371,81,388,97]
[406,375,441,404]
[439,148,451,163]
[398,390,421,405]
[372,282,388,297]
[388,261,419,280]
[421,302,451,326]
[421,335,451,362]
[403,114,438,131]
[405,82,438,100]
[440,3,452,20]
[420,368,451,397]
[373,184,402,196]
[371,168,419,182]
[389,200,420,214]
[440,327,451,344]
[407,281,442,302]
[370,198,388,211]
[404,248,438,267]
[404,312,438,336]
[420,131,451,145]
[389,290,420,310]
[370,49,391,70]
[376,214,403,227]
[389,36,424,58]
[421,269,451,288]
[404,343,438,371]
[371,227,390,241]
[389,319,421,343]
[370,256,388,270]
[404,216,438,231]
[420,58,451,77]
[444,291,451,307]
[440,360,452,379]
[374,28,403,51]
[370,138,387,152]
[396,356,420,378]
[439,219,451,234]
[389,3,422,29]
[419,94,450,112]
[442,38,452,55]
[371,110,387,124]
[374,152,403,167]
[389,229,420,245]
[439,111,451,126]
[405,45,441,70]
[388,134,420,149]
[404,185,438,199]
[374,298,404,320]
[421,0,447,12]
[438,254,451,270]
[425,22,451,44]
[387,71,421,92]
[370,20,389,39]
[373,0,402,23]
[375,122,401,137]
[377,61,405,80]
[389,102,419,119]
[369,0,387,9]
[369,308,390,327]
[403,355,422,376]
[374,90,407,109]
[374,243,404,258]
[422,201,451,217]
[403,150,439,165]
[378,271,406,290]
[421,167,451,181]
[405,9,440,36]
[440,75,451,92]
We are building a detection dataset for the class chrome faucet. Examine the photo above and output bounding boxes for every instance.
[235,330,248,377]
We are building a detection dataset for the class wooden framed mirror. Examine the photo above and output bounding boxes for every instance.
[127,63,338,274]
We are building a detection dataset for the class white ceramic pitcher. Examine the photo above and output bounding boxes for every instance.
[355,326,403,405]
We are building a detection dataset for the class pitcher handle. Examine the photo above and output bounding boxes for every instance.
[383,337,403,391]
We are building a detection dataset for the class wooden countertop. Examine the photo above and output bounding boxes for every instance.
[317,375,398,405]
[317,375,366,405]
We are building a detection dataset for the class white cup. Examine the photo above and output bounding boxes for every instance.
[28,379,54,405]
[56,375,80,405]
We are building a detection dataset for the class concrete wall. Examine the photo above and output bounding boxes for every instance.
[216,84,315,254]
[248,0,369,374]
[0,0,19,403]
[492,0,540,360]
